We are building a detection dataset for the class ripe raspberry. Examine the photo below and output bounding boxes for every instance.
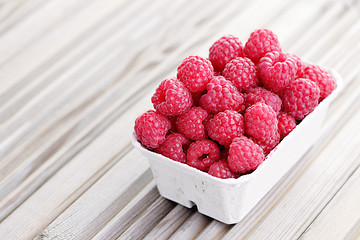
[208,160,238,179]
[258,51,297,93]
[206,110,244,147]
[155,133,191,163]
[187,139,220,171]
[177,56,214,93]
[244,103,278,142]
[134,110,171,149]
[282,78,320,120]
[245,87,282,114]
[176,107,209,141]
[199,76,245,114]
[277,112,297,139]
[287,53,304,78]
[303,64,336,101]
[152,78,193,116]
[222,57,259,92]
[244,29,281,64]
[254,131,280,155]
[228,136,264,173]
[209,35,244,73]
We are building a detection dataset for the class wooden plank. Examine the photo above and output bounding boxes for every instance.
[92,181,160,239]
[0,0,95,94]
[299,165,360,239]
[36,149,152,239]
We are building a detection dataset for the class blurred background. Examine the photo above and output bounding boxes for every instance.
[0,0,360,239]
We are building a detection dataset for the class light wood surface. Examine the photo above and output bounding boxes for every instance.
[0,0,359,239]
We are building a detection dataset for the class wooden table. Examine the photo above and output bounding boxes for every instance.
[0,0,360,239]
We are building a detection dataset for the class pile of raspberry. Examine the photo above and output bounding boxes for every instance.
[134,29,336,179]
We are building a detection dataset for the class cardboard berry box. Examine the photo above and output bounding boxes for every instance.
[132,67,343,224]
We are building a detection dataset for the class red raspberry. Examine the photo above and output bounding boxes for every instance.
[206,110,244,147]
[152,78,193,116]
[222,57,259,92]
[258,51,297,93]
[303,64,336,101]
[228,136,264,173]
[254,131,280,155]
[245,87,282,114]
[277,112,297,139]
[244,29,281,64]
[244,103,278,142]
[134,110,171,149]
[177,56,214,93]
[155,133,191,163]
[176,107,209,141]
[199,76,245,114]
[209,35,244,73]
[208,160,238,179]
[282,78,320,120]
[187,139,220,171]
[287,53,304,78]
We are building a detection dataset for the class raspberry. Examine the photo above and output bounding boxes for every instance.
[282,78,320,120]
[176,107,209,141]
[209,35,244,73]
[244,103,278,142]
[244,29,281,64]
[245,87,282,114]
[155,133,191,163]
[222,57,259,92]
[206,110,244,147]
[277,112,296,139]
[152,78,193,116]
[167,115,178,133]
[199,76,245,114]
[228,136,264,173]
[208,160,238,179]
[303,64,336,101]
[134,110,171,149]
[258,51,297,93]
[254,131,280,155]
[187,139,220,171]
[177,56,214,93]
[287,53,304,78]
